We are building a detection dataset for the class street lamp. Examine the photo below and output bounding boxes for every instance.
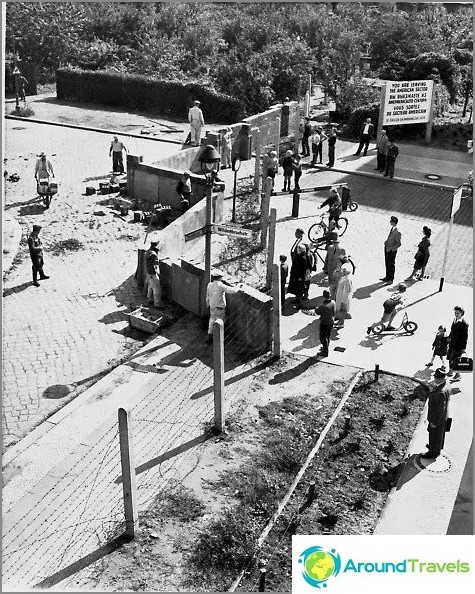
[231,156,241,223]
[198,145,221,299]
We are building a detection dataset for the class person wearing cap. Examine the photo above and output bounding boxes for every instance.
[109,136,127,174]
[281,150,295,192]
[367,283,406,334]
[205,270,239,343]
[188,100,205,146]
[176,170,193,214]
[319,188,342,225]
[27,225,50,287]
[381,215,402,284]
[446,306,469,380]
[145,240,162,307]
[301,117,312,157]
[315,290,336,357]
[34,152,54,182]
[420,369,461,459]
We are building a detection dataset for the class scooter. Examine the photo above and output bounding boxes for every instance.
[370,311,418,335]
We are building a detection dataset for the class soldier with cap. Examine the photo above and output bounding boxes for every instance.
[145,240,162,307]
[420,368,461,459]
[205,269,240,343]
[28,225,50,287]
[188,100,205,146]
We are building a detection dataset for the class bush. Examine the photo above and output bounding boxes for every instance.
[56,68,245,123]
[341,104,380,138]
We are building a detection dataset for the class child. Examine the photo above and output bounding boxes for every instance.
[367,283,406,334]
[427,325,448,368]
[279,255,289,311]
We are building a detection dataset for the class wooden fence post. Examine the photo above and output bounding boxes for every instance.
[272,263,282,358]
[118,408,138,538]
[260,178,273,249]
[213,318,225,433]
[292,188,300,217]
[253,127,261,193]
[266,208,277,288]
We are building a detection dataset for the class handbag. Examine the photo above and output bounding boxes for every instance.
[445,417,452,432]
[453,356,473,371]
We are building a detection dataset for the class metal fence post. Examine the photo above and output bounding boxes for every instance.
[260,178,273,249]
[213,318,225,433]
[275,115,281,157]
[253,127,261,193]
[292,188,300,217]
[258,567,267,592]
[266,208,277,288]
[272,263,282,358]
[118,408,138,538]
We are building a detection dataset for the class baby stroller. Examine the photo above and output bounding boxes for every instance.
[37,178,58,209]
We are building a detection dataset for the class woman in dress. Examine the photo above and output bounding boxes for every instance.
[335,256,354,326]
[407,226,431,281]
[287,243,308,310]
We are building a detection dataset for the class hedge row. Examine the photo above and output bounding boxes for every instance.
[56,68,244,124]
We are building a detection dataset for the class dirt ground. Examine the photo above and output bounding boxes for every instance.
[58,355,426,593]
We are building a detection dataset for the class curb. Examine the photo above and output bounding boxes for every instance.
[5,115,184,145]
[2,216,23,277]
[310,163,457,191]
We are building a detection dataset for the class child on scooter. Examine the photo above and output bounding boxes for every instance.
[426,325,448,369]
[367,283,406,334]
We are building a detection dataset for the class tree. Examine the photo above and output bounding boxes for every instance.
[404,52,459,103]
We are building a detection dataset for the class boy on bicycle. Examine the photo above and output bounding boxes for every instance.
[367,283,407,334]
[319,188,342,225]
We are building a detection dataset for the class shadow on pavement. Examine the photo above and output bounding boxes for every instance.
[394,454,424,491]
[353,281,385,300]
[34,534,131,589]
[19,202,46,216]
[4,196,42,211]
[269,355,320,384]
[3,282,33,297]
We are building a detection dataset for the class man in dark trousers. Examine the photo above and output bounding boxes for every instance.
[354,117,374,156]
[446,306,469,380]
[381,215,401,284]
[315,289,335,357]
[326,127,337,168]
[28,225,50,287]
[384,138,399,178]
[301,117,312,157]
[421,368,461,459]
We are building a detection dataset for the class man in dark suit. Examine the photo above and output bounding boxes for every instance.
[381,215,402,283]
[447,306,469,380]
[354,118,374,156]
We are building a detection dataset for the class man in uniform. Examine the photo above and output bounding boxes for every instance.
[145,241,162,308]
[188,100,205,147]
[28,225,50,287]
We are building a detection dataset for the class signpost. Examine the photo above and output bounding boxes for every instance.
[439,185,463,292]
[185,223,252,242]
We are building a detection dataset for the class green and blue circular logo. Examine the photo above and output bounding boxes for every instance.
[298,546,341,588]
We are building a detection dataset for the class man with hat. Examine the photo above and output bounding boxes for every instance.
[145,240,162,308]
[109,136,127,174]
[34,152,54,183]
[188,100,205,147]
[205,269,240,343]
[420,368,461,459]
[27,225,50,287]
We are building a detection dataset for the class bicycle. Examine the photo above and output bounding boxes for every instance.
[308,212,348,242]
[371,311,418,335]
[342,187,358,212]
[309,242,356,275]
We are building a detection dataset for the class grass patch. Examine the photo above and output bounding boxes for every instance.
[157,486,206,523]
[48,238,84,256]
[10,106,35,117]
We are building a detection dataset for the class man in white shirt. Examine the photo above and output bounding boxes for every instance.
[354,118,374,156]
[109,136,127,174]
[310,128,321,165]
[34,152,54,181]
[205,269,240,343]
[188,100,205,146]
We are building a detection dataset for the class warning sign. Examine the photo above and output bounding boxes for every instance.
[382,80,434,125]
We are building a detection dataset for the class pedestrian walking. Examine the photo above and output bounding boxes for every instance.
[381,215,401,284]
[315,127,327,164]
[319,187,342,225]
[375,129,389,172]
[27,225,50,287]
[315,289,335,357]
[293,155,302,190]
[354,117,374,156]
[109,136,127,174]
[426,325,448,369]
[279,255,289,311]
[420,368,461,460]
[34,152,54,182]
[446,306,469,380]
[406,226,431,281]
[335,256,354,326]
[326,235,342,285]
[326,127,337,168]
[367,283,407,334]
[301,117,312,157]
[205,269,239,343]
[176,170,193,214]
[188,100,205,146]
[282,150,295,192]
[221,127,233,168]
[18,74,28,102]
[384,138,399,178]
[145,241,162,308]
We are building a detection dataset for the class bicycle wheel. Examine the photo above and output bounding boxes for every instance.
[336,217,348,237]
[308,221,326,243]
[372,323,385,335]
[348,257,356,275]
[403,321,418,334]
[348,201,358,212]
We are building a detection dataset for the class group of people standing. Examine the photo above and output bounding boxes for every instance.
[301,118,338,168]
